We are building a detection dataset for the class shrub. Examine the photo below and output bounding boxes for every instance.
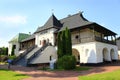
[8,55,16,60]
[56,55,76,70]
[0,55,8,62]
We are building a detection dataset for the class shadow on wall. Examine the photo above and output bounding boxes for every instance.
[87,49,96,63]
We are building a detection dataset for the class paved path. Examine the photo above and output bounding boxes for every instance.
[1,62,120,80]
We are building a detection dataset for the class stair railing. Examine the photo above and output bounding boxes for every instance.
[27,43,51,64]
[12,45,37,64]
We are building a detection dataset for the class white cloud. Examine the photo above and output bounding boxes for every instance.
[0,15,27,24]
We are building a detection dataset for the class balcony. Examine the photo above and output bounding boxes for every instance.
[72,36,116,45]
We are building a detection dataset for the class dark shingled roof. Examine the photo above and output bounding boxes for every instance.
[35,12,116,36]
[35,14,62,33]
[21,34,35,42]
[59,12,94,31]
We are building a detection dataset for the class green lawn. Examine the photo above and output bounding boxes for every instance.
[0,69,29,80]
[79,69,120,80]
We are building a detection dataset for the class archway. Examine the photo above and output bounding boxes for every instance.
[72,48,80,63]
[42,39,46,46]
[110,49,115,61]
[102,48,109,62]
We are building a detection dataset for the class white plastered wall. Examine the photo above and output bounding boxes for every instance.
[72,42,118,64]
[96,42,118,63]
[35,28,57,47]
[8,42,20,56]
[72,42,97,64]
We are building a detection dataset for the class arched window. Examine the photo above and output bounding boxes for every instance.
[50,56,52,61]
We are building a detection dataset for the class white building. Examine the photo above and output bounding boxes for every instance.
[10,12,118,66]
[8,33,30,56]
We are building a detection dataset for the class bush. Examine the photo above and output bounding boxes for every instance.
[8,56,16,60]
[0,55,8,62]
[56,55,76,70]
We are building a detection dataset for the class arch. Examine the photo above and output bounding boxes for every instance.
[42,39,46,46]
[102,48,109,62]
[110,49,115,61]
[72,48,80,63]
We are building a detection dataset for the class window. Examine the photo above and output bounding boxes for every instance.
[75,35,79,39]
[50,56,52,60]
[13,45,16,49]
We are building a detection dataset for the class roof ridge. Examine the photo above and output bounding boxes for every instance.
[60,12,82,21]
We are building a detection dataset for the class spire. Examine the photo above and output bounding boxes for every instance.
[43,14,62,28]
[51,9,54,15]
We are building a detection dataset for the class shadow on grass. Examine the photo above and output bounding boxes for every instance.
[0,68,9,71]
[14,74,27,76]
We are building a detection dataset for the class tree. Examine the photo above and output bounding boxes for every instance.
[11,46,15,56]
[56,27,76,70]
[57,32,63,58]
[0,47,8,55]
[5,47,8,55]
[57,27,72,57]
[61,30,66,55]
[65,27,72,55]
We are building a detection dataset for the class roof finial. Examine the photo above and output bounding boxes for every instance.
[51,9,54,15]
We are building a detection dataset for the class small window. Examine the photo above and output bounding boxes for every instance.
[13,45,16,49]
[50,56,52,61]
[75,35,79,39]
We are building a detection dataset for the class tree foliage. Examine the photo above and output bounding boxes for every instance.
[57,27,76,70]
[57,27,72,57]
[57,55,76,70]
[11,46,15,56]
[0,47,8,55]
[57,32,63,58]
[65,27,72,55]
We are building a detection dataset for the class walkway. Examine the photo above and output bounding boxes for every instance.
[0,62,120,80]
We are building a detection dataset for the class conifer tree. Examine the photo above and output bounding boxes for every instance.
[65,27,72,55]
[57,32,63,58]
[61,30,66,55]
[11,46,15,56]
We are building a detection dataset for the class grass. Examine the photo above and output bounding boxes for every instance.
[38,66,91,71]
[0,69,29,80]
[79,69,120,80]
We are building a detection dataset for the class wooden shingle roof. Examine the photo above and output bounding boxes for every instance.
[59,12,94,31]
[35,14,62,33]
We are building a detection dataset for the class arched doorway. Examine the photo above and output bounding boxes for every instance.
[110,49,115,61]
[102,48,109,62]
[72,48,80,63]
[42,39,46,46]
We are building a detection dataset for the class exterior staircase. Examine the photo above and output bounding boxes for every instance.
[12,43,51,66]
[27,43,51,65]
[12,45,37,66]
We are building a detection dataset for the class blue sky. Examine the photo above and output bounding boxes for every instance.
[0,0,120,47]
